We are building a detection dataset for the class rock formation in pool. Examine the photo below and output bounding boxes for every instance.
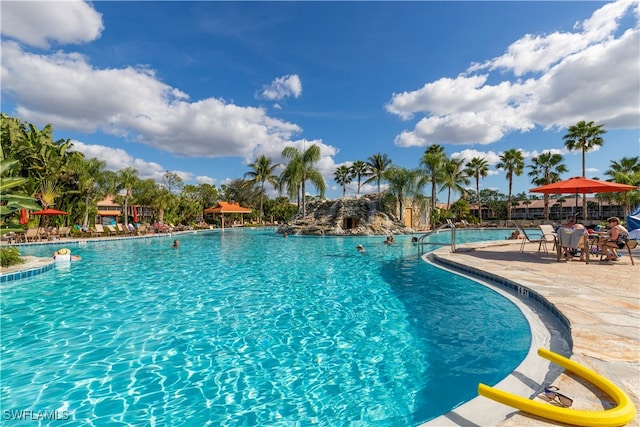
[277,194,415,236]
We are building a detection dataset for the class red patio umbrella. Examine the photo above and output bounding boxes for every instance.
[530,176,638,216]
[19,208,29,225]
[31,208,69,216]
[529,176,638,194]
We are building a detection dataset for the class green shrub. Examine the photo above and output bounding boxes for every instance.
[1,246,25,268]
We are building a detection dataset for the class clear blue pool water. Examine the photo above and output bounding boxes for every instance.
[2,229,530,426]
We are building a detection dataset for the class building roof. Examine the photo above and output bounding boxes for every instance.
[204,201,252,214]
[98,210,121,216]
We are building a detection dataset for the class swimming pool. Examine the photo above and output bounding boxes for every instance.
[2,229,530,425]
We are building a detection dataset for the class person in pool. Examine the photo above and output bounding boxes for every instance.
[356,244,366,253]
[52,248,81,261]
[172,240,180,248]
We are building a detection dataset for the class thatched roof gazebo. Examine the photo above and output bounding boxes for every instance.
[204,201,253,229]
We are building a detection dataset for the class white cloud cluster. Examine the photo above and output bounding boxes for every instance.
[1,0,103,49]
[386,0,639,148]
[70,140,205,183]
[260,74,303,101]
[2,41,303,160]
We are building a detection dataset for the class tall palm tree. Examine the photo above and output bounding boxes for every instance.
[440,158,470,210]
[244,155,280,224]
[605,156,640,216]
[419,144,447,228]
[465,157,489,224]
[496,149,525,221]
[528,152,568,221]
[349,160,369,196]
[117,167,139,227]
[72,156,108,229]
[364,153,392,193]
[384,166,420,223]
[280,145,325,217]
[334,165,354,198]
[563,120,606,219]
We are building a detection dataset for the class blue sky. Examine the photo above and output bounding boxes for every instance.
[2,1,638,201]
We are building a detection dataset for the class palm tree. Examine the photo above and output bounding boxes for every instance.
[419,145,447,229]
[349,160,369,196]
[364,153,392,193]
[440,158,470,210]
[528,152,568,221]
[117,167,139,227]
[563,120,606,219]
[465,157,489,224]
[280,145,325,217]
[496,149,525,221]
[72,156,108,230]
[384,167,420,223]
[244,155,280,224]
[605,156,640,216]
[334,165,354,198]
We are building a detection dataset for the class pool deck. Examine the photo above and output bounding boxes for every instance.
[426,240,639,427]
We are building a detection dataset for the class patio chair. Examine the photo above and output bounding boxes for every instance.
[106,225,118,236]
[519,228,551,253]
[600,239,637,265]
[623,240,637,265]
[538,224,558,252]
[556,227,590,264]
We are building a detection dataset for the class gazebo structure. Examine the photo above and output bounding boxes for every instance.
[204,201,253,229]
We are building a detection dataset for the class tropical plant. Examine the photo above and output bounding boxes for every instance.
[528,152,568,221]
[384,166,420,223]
[280,145,325,217]
[116,167,140,227]
[0,246,24,268]
[496,149,525,221]
[244,155,280,224]
[465,157,489,224]
[349,160,369,196]
[440,158,470,210]
[364,153,392,193]
[604,156,640,216]
[563,120,606,219]
[334,165,354,198]
[0,158,41,231]
[419,145,447,228]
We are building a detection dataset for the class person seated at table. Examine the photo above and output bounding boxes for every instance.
[598,217,630,261]
[560,216,585,261]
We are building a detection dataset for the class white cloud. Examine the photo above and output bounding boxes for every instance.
[2,41,306,161]
[0,0,103,49]
[260,74,303,101]
[70,140,216,185]
[386,0,639,148]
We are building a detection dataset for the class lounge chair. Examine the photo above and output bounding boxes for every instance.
[90,224,105,237]
[24,228,41,242]
[106,225,118,236]
[519,227,552,253]
[57,226,71,238]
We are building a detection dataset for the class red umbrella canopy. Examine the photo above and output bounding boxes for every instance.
[19,208,29,225]
[530,176,638,194]
[31,208,69,215]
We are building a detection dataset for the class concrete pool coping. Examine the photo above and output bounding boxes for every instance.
[422,240,639,427]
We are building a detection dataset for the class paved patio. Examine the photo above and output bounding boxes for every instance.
[427,239,639,426]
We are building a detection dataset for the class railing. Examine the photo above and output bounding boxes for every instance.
[417,219,456,254]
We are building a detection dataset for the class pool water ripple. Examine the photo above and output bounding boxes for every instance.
[2,229,530,426]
